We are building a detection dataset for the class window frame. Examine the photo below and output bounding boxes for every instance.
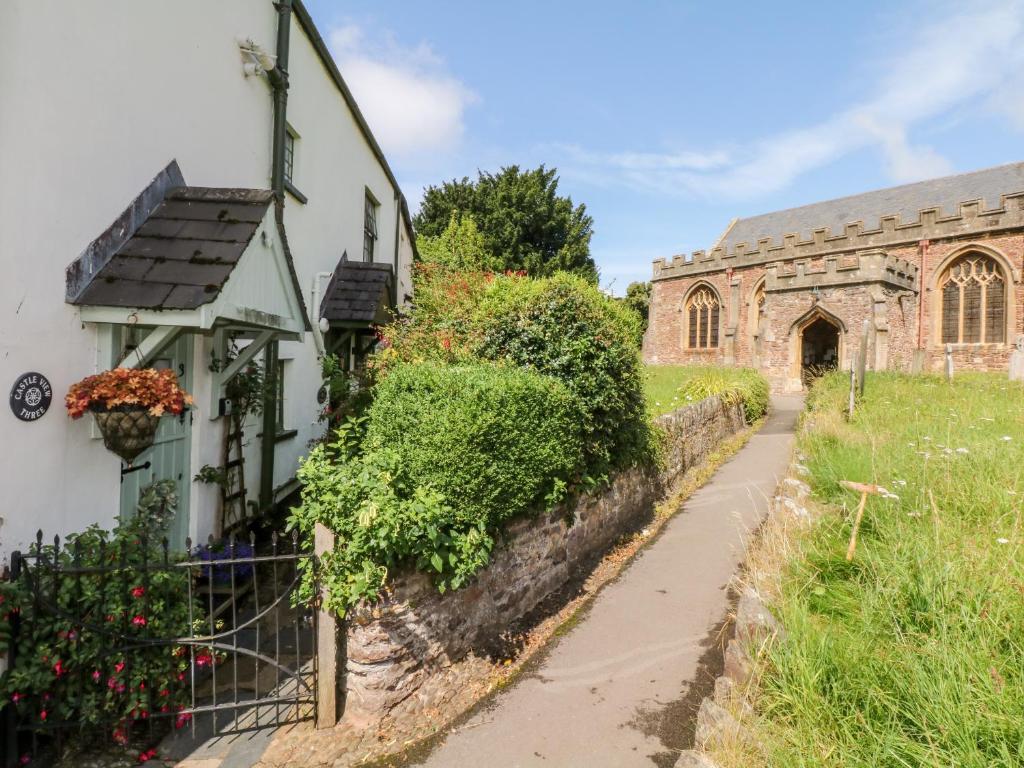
[938,253,1007,346]
[363,190,379,262]
[282,125,307,204]
[684,285,722,350]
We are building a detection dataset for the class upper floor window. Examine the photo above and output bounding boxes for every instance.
[686,286,720,349]
[939,254,1006,344]
[363,193,379,262]
[283,127,297,185]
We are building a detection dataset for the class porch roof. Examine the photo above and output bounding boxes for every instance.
[66,161,310,337]
[319,259,394,327]
[69,187,273,310]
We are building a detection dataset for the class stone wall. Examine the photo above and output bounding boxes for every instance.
[342,396,747,727]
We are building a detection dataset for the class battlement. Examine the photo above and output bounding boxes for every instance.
[652,192,1024,281]
[765,250,918,293]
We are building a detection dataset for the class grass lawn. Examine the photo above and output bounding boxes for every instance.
[746,372,1024,767]
[643,364,769,420]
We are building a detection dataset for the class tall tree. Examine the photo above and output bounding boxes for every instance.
[414,165,597,282]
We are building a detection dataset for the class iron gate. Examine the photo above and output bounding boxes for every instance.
[2,528,317,767]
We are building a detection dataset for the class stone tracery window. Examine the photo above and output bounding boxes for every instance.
[939,254,1006,344]
[686,286,720,349]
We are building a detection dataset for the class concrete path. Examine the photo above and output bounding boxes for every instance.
[412,395,803,768]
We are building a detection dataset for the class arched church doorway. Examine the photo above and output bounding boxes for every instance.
[801,317,839,387]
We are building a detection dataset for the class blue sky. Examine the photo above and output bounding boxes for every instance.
[305,0,1024,294]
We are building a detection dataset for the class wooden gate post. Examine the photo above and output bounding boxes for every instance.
[314,523,341,729]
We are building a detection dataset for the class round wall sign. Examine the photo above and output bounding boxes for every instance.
[9,372,53,422]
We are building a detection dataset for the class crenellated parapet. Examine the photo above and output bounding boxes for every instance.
[652,193,1024,281]
[765,251,918,293]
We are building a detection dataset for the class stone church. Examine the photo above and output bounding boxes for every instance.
[643,162,1024,391]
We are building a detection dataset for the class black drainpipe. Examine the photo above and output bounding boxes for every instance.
[392,195,401,307]
[260,0,292,513]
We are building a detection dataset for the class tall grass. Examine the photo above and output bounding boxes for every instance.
[749,372,1024,767]
[644,365,769,421]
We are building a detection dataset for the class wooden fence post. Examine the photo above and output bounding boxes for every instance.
[315,523,341,729]
[857,319,869,398]
[847,359,856,421]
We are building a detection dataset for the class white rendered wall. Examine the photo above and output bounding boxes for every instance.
[0,1,414,559]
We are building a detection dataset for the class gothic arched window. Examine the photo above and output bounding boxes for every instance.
[939,254,1006,344]
[686,286,720,349]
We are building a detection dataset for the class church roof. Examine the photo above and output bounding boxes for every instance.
[717,161,1024,252]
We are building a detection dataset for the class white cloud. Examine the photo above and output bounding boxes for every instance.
[559,0,1024,200]
[327,25,475,158]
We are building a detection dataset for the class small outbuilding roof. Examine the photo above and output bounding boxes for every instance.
[717,161,1024,252]
[319,259,394,326]
[69,186,273,310]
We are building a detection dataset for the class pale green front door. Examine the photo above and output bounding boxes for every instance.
[119,334,193,550]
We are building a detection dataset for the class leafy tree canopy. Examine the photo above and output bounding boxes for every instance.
[413,165,597,282]
[623,281,651,334]
[416,213,501,272]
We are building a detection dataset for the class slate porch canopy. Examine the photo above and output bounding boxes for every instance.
[318,257,394,329]
[66,160,310,339]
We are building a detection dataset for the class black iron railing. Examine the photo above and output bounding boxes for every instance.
[2,529,317,767]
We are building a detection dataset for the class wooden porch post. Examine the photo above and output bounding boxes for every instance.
[259,340,279,512]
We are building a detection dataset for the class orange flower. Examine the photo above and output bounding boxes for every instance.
[65,368,193,419]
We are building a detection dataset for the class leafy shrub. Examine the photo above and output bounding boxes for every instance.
[473,273,653,479]
[376,271,655,482]
[289,362,584,614]
[416,212,502,272]
[366,362,584,523]
[0,517,199,745]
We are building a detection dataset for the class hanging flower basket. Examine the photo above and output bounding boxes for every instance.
[91,405,162,464]
[66,368,193,464]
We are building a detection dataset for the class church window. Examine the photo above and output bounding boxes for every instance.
[686,286,720,349]
[939,254,1006,345]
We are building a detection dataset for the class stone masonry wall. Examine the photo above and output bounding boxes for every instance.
[643,181,1024,387]
[342,396,747,727]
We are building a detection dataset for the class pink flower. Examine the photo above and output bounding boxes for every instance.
[11,692,22,703]
[38,710,47,722]
[92,670,101,683]
[130,586,145,599]
[114,661,125,673]
[19,755,29,766]
[132,615,147,627]
[52,660,65,677]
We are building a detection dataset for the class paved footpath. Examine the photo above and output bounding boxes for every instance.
[412,395,803,768]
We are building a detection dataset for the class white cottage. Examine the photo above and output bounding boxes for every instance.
[0,1,416,557]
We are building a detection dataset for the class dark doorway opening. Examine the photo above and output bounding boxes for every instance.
[801,317,839,387]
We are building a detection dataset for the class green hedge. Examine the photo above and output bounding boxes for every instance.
[290,362,584,614]
[366,362,584,525]
[376,270,656,484]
